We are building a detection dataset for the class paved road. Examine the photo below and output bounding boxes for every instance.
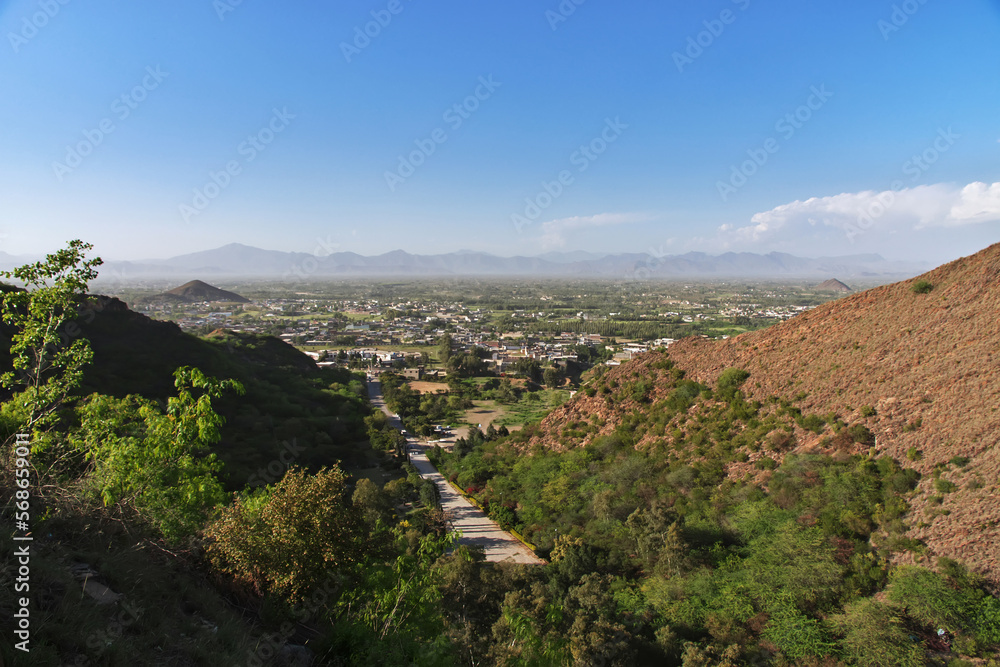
[367,379,543,565]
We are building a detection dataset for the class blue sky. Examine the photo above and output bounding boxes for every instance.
[1,0,998,265]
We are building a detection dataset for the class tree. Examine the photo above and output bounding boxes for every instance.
[543,367,563,389]
[206,465,364,603]
[71,367,244,541]
[438,333,453,364]
[0,239,103,430]
[495,378,517,404]
[831,598,924,667]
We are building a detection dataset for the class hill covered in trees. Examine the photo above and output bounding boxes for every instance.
[437,244,1000,664]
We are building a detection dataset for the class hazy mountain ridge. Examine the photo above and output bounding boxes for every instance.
[71,243,931,280]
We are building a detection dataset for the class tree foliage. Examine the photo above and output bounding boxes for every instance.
[206,465,364,603]
[0,239,103,429]
[70,367,243,541]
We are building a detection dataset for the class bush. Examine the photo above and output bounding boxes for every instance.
[935,478,958,494]
[755,456,777,471]
[911,280,934,294]
[797,414,826,434]
[887,566,973,632]
[847,424,876,446]
[832,598,924,667]
[716,368,751,402]
[206,466,364,603]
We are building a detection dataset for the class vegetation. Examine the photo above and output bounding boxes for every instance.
[2,243,997,665]
[433,357,1000,664]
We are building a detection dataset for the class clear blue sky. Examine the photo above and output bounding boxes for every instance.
[1,0,998,264]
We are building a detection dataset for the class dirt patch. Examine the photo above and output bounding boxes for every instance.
[408,381,450,394]
[464,401,506,430]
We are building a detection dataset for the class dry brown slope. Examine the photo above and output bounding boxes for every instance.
[666,242,1000,577]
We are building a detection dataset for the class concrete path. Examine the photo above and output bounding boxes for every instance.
[367,379,543,565]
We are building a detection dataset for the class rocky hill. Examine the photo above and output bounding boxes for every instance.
[815,278,852,292]
[533,243,1000,580]
[158,279,249,303]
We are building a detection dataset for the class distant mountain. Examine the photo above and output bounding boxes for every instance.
[94,244,930,281]
[815,278,852,292]
[157,280,249,303]
[537,250,607,263]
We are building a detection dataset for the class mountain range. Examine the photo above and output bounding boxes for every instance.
[0,243,929,281]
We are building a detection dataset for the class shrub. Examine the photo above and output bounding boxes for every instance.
[716,368,751,402]
[911,280,934,294]
[847,424,876,446]
[755,456,777,471]
[206,466,364,603]
[935,478,958,494]
[860,405,877,418]
[797,414,826,434]
[832,598,924,667]
[887,566,973,632]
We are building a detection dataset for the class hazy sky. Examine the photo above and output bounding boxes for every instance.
[1,0,999,264]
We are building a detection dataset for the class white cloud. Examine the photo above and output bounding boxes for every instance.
[726,181,1000,245]
[539,212,649,248]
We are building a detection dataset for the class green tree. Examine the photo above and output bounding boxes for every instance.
[0,239,103,430]
[206,465,364,603]
[438,333,453,364]
[831,598,924,667]
[71,367,244,541]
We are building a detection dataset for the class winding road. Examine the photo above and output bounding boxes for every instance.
[367,379,543,565]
